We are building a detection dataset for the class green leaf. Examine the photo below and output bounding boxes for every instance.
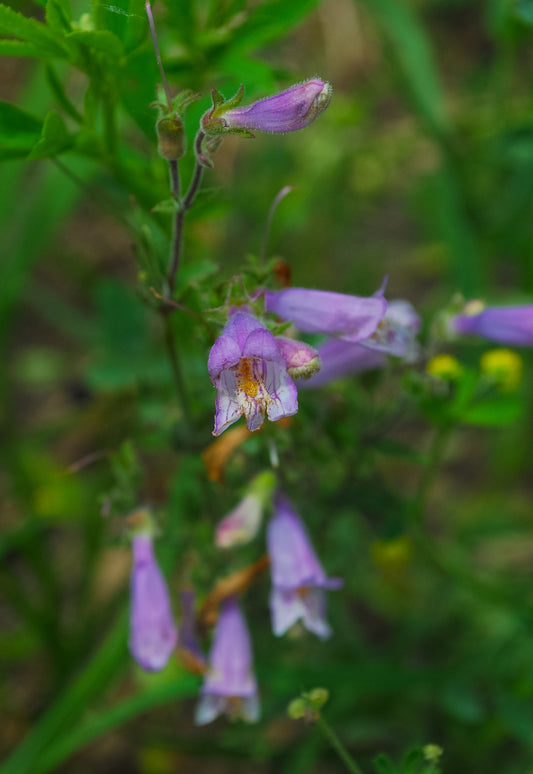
[33,674,200,774]
[28,109,72,159]
[92,0,147,53]
[0,3,68,57]
[66,28,124,58]
[459,396,523,426]
[44,64,83,123]
[0,38,40,56]
[45,0,72,34]
[373,753,399,774]
[0,101,42,160]
[359,0,450,140]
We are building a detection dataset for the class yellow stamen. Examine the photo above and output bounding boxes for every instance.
[236,358,259,397]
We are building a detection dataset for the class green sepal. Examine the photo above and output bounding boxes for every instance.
[28,109,72,159]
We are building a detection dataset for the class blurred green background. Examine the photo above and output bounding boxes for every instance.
[2,0,533,772]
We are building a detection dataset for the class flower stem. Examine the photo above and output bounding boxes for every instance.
[411,422,452,527]
[316,715,365,774]
[145,0,172,113]
[163,313,191,428]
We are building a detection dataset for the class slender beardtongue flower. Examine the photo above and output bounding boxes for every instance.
[300,339,386,389]
[267,496,342,640]
[195,598,260,725]
[203,79,332,136]
[360,299,421,360]
[207,311,298,436]
[216,471,276,549]
[450,303,533,346]
[264,287,387,343]
[129,532,178,671]
[274,335,321,380]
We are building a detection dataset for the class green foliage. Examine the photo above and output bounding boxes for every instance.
[2,1,533,774]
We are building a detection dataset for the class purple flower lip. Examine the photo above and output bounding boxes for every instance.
[129,533,178,672]
[451,304,533,346]
[195,598,260,725]
[221,79,332,134]
[264,287,387,343]
[267,496,342,640]
[207,312,298,436]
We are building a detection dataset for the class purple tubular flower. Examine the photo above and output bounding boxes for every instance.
[195,598,259,725]
[300,339,386,388]
[207,312,298,436]
[129,533,178,671]
[451,305,533,346]
[267,497,342,640]
[264,287,387,343]
[361,299,421,360]
[222,79,332,134]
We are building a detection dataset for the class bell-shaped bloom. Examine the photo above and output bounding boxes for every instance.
[129,533,178,671]
[275,335,321,380]
[215,471,276,549]
[267,497,342,640]
[300,339,386,388]
[195,598,260,725]
[264,287,387,343]
[215,79,332,135]
[208,312,298,436]
[451,304,533,346]
[361,300,421,360]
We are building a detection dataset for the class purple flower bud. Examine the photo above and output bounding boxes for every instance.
[451,304,533,346]
[267,497,342,640]
[195,598,260,725]
[264,287,387,343]
[210,79,332,135]
[129,533,178,671]
[215,471,276,549]
[207,312,298,436]
[275,335,321,379]
[300,339,386,388]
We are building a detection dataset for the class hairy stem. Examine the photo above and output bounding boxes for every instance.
[316,715,365,774]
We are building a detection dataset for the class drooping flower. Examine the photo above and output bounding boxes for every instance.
[361,299,421,361]
[207,311,298,436]
[275,335,321,380]
[215,471,276,549]
[195,598,260,725]
[264,287,387,343]
[267,496,342,640]
[129,532,178,671]
[203,79,332,136]
[450,303,533,346]
[300,339,386,389]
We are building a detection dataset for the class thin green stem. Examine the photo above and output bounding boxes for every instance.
[410,422,452,527]
[163,313,192,427]
[316,715,365,774]
[145,0,172,113]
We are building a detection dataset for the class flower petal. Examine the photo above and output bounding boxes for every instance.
[213,369,242,436]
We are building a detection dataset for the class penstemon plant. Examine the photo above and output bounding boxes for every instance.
[2,1,533,774]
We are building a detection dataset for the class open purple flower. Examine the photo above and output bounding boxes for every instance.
[208,312,298,436]
[451,304,533,346]
[267,496,342,640]
[300,339,386,388]
[195,598,259,725]
[129,533,178,671]
[361,299,421,360]
[264,287,387,343]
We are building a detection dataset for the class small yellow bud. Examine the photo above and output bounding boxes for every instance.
[426,354,462,380]
[372,537,413,574]
[480,348,523,391]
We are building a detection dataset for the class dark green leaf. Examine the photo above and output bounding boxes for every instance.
[0,3,68,57]
[0,38,40,56]
[459,396,523,426]
[67,28,124,58]
[45,0,72,34]
[45,64,83,123]
[373,752,399,774]
[0,101,42,160]
[28,109,72,159]
[92,0,147,53]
